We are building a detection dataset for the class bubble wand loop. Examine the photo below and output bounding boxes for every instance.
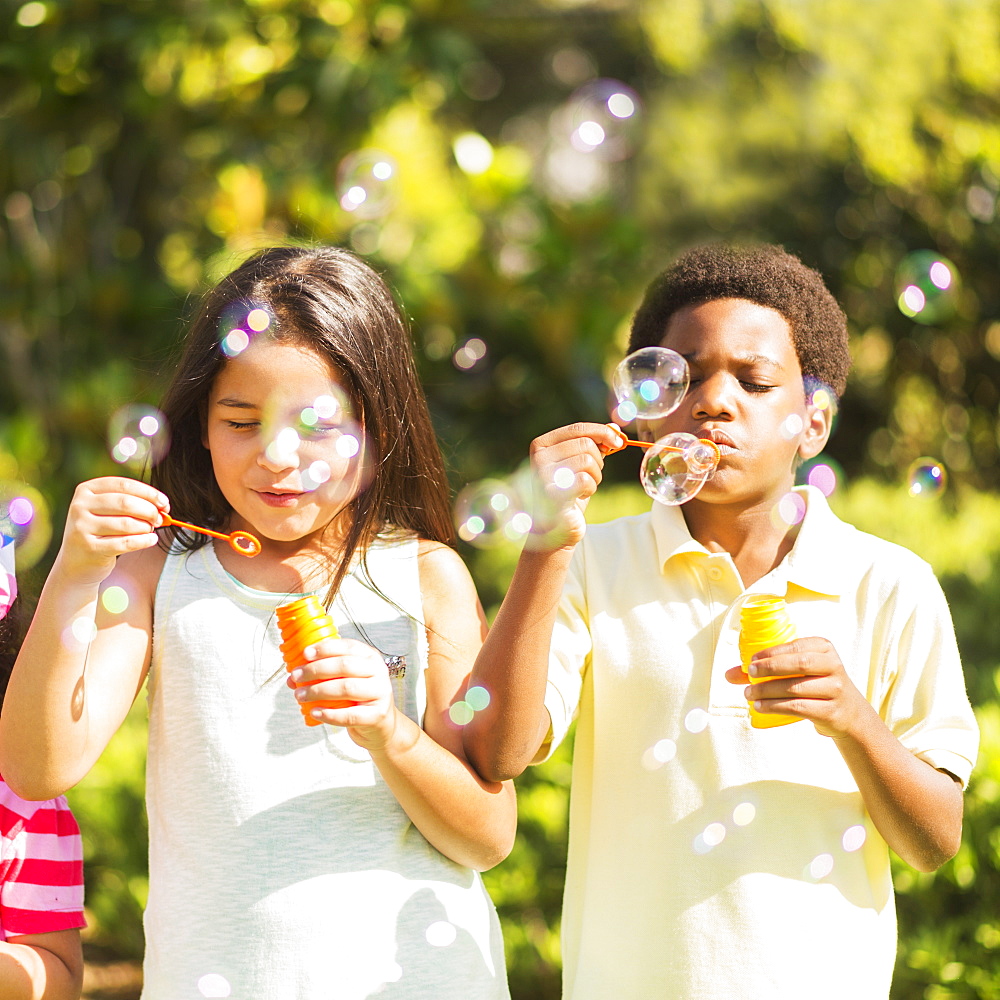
[158,513,262,557]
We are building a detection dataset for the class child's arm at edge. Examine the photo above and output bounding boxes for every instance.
[0,928,84,1000]
[462,422,622,784]
[0,478,166,800]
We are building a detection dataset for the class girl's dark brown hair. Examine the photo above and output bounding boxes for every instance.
[151,244,455,600]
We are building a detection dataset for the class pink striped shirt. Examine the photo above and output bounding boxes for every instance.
[0,776,85,939]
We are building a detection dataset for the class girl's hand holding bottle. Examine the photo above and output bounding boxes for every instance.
[56,477,169,586]
[287,638,397,751]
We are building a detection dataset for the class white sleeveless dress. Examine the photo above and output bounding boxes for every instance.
[143,533,509,1000]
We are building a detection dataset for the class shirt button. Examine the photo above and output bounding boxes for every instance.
[707,566,723,581]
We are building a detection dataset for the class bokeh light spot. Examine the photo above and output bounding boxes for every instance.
[732,802,756,827]
[842,824,867,852]
[101,586,130,615]
[807,853,835,880]
[684,708,709,733]
[465,686,491,711]
[426,920,457,947]
[197,973,232,998]
[907,458,947,498]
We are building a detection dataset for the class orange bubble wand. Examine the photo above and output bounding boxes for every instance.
[158,513,262,557]
[602,423,721,463]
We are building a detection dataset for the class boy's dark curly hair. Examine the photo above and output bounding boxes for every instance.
[628,242,851,398]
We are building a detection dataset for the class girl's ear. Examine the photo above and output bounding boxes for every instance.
[200,401,210,450]
[798,396,834,462]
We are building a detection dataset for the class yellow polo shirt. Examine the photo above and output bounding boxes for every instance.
[543,485,978,1000]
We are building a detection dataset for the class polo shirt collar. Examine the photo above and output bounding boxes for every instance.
[649,484,851,597]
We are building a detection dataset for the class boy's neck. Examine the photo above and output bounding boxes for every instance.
[680,499,800,590]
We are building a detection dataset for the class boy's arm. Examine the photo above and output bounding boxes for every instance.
[0,929,84,1000]
[727,637,964,871]
[462,422,622,783]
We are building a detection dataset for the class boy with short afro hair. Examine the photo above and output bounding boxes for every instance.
[463,242,978,1000]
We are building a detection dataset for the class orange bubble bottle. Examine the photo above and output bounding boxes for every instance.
[276,595,351,727]
[739,594,801,729]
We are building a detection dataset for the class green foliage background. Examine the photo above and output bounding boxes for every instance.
[3,0,1000,996]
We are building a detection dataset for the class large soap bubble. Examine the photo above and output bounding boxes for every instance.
[639,433,719,506]
[611,347,689,423]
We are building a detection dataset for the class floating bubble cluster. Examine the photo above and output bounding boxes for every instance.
[337,149,397,219]
[218,301,273,358]
[108,404,171,470]
[448,685,491,726]
[894,250,960,325]
[565,79,642,162]
[907,457,947,498]
[611,346,689,423]
[0,480,52,569]
[454,460,569,550]
[259,391,370,501]
[639,433,719,506]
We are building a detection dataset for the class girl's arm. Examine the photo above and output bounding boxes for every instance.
[290,541,516,872]
[0,929,84,1000]
[0,478,165,800]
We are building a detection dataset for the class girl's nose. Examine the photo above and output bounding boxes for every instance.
[258,427,302,472]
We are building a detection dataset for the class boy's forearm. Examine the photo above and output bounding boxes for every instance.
[463,546,575,782]
[834,704,964,872]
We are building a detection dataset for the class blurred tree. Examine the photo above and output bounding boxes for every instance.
[3,0,1000,996]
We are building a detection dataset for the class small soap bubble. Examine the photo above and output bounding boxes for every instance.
[894,250,960,325]
[265,427,301,467]
[565,79,642,162]
[806,853,835,880]
[841,824,867,852]
[798,457,843,498]
[0,481,52,570]
[552,466,576,490]
[611,347,689,421]
[641,738,677,771]
[448,702,475,726]
[426,921,457,947]
[337,149,397,219]
[640,433,718,506]
[732,802,756,827]
[779,413,804,440]
[771,491,806,528]
[197,973,232,998]
[454,479,526,547]
[702,822,726,847]
[907,458,947,498]
[302,461,332,491]
[465,685,491,711]
[71,616,98,646]
[100,586,130,615]
[218,301,272,358]
[108,404,171,469]
[684,708,709,733]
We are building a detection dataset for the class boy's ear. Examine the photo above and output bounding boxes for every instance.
[798,398,833,461]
